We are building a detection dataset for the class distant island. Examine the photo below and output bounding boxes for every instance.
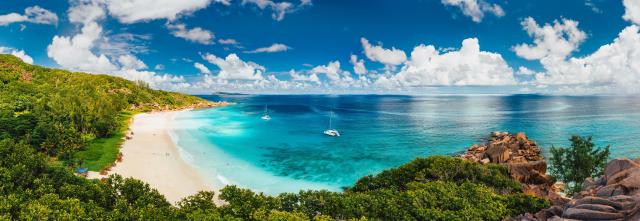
[212,91,250,96]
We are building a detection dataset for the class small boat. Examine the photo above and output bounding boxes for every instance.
[261,105,271,120]
[323,111,340,136]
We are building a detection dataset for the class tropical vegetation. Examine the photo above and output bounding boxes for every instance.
[549,135,610,195]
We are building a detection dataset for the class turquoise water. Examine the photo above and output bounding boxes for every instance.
[171,95,640,194]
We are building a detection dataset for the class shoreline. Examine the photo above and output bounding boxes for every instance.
[88,109,223,205]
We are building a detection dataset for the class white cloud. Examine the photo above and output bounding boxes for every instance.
[47,2,187,92]
[219,38,239,45]
[202,53,265,80]
[47,21,119,74]
[516,66,537,76]
[533,25,640,94]
[308,60,370,88]
[624,0,640,25]
[242,0,311,21]
[154,64,165,70]
[103,0,212,23]
[118,54,147,70]
[68,2,105,24]
[167,23,214,45]
[244,43,291,53]
[0,6,58,26]
[214,0,232,6]
[441,0,504,23]
[311,60,343,82]
[350,55,367,75]
[194,62,212,74]
[289,69,320,83]
[379,38,516,87]
[0,46,34,64]
[513,17,587,60]
[360,38,407,66]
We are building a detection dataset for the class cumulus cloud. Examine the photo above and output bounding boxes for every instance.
[533,25,640,93]
[0,6,58,26]
[194,62,212,74]
[516,66,537,76]
[360,38,407,66]
[0,46,34,64]
[244,43,291,53]
[310,60,343,82]
[513,17,587,60]
[289,69,320,83]
[202,53,265,80]
[68,2,105,24]
[350,55,367,75]
[242,0,312,21]
[118,54,147,70]
[624,0,640,25]
[103,0,213,23]
[167,23,214,45]
[47,1,188,91]
[441,0,504,23]
[308,60,371,88]
[378,38,516,87]
[48,21,119,73]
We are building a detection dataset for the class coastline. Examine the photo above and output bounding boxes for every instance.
[88,109,223,205]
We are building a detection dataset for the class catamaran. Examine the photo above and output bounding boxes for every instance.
[261,105,271,120]
[323,111,340,137]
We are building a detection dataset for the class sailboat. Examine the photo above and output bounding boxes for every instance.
[323,111,340,137]
[261,105,271,120]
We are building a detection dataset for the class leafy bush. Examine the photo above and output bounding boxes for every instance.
[549,135,610,195]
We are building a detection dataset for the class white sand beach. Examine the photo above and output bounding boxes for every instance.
[88,110,222,205]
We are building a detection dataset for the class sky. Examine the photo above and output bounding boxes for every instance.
[1,0,639,95]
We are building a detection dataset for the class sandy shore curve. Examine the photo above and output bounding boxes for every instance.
[88,110,222,205]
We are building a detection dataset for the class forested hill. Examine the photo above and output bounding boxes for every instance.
[0,54,208,159]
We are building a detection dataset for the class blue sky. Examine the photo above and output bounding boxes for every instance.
[1,0,639,94]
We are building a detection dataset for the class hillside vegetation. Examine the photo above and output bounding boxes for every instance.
[0,55,206,169]
[0,55,548,220]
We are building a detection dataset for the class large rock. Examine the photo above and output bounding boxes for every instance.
[486,145,511,163]
[535,205,564,220]
[573,204,617,213]
[607,167,640,186]
[562,208,624,220]
[596,184,625,197]
[508,161,550,185]
[618,170,640,196]
[574,196,624,210]
[604,158,639,179]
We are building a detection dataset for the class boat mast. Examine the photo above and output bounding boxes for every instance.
[329,111,332,129]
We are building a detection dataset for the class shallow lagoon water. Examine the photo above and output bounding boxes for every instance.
[171,95,640,194]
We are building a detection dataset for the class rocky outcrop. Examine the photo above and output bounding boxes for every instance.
[461,132,566,206]
[531,158,640,221]
[462,132,543,164]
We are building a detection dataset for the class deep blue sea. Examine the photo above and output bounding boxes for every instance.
[171,95,640,194]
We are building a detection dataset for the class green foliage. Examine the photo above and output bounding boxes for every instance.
[348,156,521,193]
[70,111,134,171]
[0,140,549,220]
[549,135,610,195]
[0,54,208,170]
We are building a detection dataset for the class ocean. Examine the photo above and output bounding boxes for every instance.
[170,94,640,195]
